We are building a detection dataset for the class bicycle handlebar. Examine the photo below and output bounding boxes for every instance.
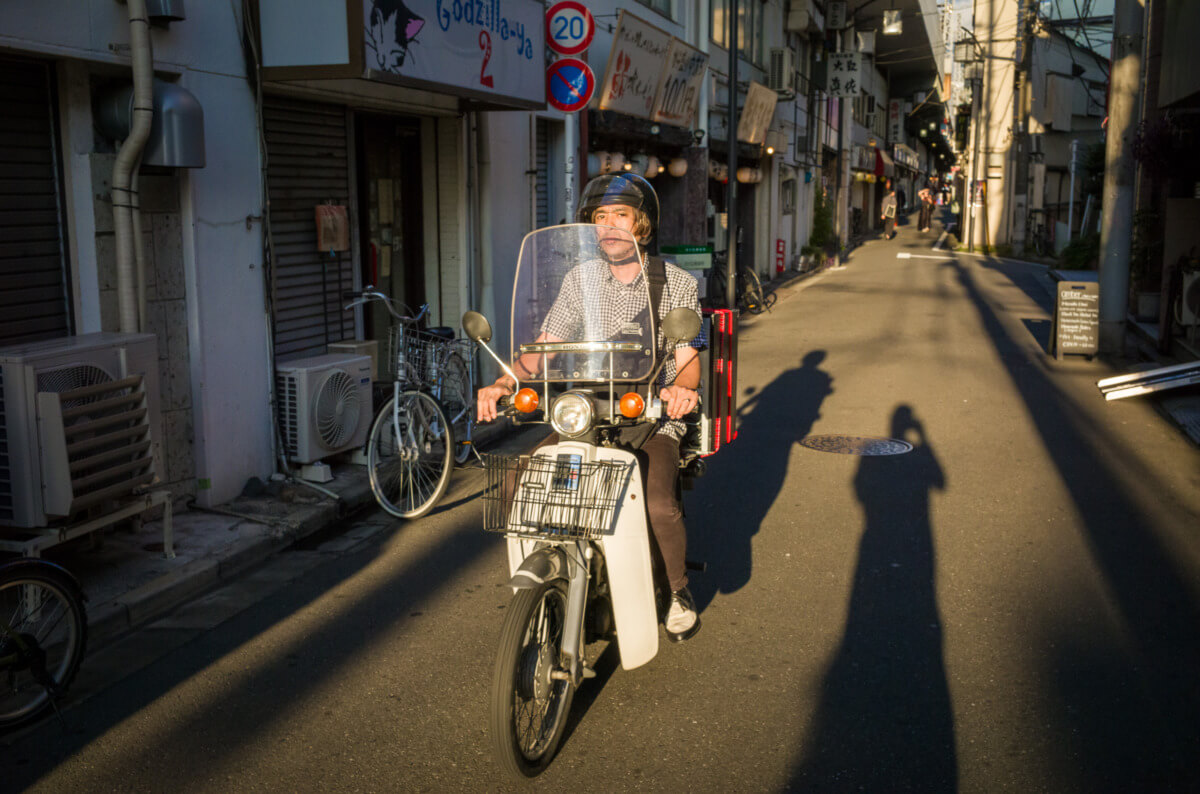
[342,285,428,323]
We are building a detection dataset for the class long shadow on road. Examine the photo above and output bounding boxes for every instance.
[689,351,833,609]
[947,257,1200,788]
[790,405,956,791]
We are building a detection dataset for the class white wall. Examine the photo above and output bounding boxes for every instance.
[0,0,273,506]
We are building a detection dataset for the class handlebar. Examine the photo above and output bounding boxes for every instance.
[342,286,428,323]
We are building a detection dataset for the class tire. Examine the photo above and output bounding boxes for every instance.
[438,353,473,465]
[0,565,87,729]
[490,581,575,778]
[367,390,453,519]
[740,269,769,314]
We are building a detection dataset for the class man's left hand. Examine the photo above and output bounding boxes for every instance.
[660,385,699,419]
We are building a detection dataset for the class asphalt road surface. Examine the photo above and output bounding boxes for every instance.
[4,228,1199,792]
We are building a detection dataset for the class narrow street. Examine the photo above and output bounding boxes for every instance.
[5,223,1199,792]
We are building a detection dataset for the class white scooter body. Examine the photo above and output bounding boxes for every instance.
[506,440,659,670]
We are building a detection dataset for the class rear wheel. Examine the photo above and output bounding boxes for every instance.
[438,353,473,465]
[490,581,574,778]
[0,565,87,729]
[740,268,773,314]
[367,390,453,519]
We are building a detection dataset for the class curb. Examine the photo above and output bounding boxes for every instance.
[85,416,522,649]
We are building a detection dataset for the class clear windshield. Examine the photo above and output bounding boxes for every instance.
[510,224,656,383]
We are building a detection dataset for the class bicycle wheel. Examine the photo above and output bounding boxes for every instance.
[367,390,453,519]
[438,353,473,465]
[0,563,87,729]
[739,268,769,314]
[490,580,574,778]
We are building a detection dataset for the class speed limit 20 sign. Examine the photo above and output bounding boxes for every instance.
[546,0,594,56]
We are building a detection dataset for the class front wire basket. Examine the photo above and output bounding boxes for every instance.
[387,322,445,387]
[482,453,631,540]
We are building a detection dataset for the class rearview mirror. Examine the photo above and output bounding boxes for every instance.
[661,307,701,343]
[462,311,492,343]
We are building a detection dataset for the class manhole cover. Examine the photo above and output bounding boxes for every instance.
[798,435,913,456]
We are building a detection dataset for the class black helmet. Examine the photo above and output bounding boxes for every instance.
[575,173,659,241]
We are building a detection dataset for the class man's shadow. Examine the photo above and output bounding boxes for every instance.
[688,351,833,609]
[791,405,957,790]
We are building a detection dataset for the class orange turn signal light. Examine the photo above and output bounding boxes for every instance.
[513,388,539,413]
[619,392,645,418]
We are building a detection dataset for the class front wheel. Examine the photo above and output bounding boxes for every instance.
[0,564,88,729]
[367,390,453,519]
[490,581,575,778]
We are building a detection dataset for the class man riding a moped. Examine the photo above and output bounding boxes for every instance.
[466,173,707,776]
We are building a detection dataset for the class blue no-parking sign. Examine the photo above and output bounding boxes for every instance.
[546,57,594,112]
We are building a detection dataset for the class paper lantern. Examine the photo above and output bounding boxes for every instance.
[736,167,755,184]
[668,157,688,177]
[587,152,602,177]
[608,152,626,173]
[644,156,660,178]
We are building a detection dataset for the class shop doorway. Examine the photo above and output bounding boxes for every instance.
[356,113,426,346]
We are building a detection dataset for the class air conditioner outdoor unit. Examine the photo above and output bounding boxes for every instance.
[276,353,372,464]
[0,332,161,529]
[768,48,796,93]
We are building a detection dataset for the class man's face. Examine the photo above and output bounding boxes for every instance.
[592,204,640,263]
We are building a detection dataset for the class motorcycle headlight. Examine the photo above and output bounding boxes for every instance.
[550,393,595,437]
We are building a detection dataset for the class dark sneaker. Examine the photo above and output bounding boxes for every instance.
[665,587,701,643]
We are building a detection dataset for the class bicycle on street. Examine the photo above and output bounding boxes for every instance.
[1026,209,1053,258]
[707,250,776,315]
[0,557,87,731]
[344,287,477,519]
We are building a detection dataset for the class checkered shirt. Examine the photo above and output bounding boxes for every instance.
[541,257,705,440]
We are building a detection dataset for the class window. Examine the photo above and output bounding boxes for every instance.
[635,0,672,19]
[781,178,796,214]
[711,0,765,66]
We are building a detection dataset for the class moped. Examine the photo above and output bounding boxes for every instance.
[463,224,702,777]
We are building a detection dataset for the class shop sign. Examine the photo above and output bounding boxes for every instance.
[827,0,847,29]
[597,10,672,119]
[651,38,708,127]
[827,52,861,98]
[363,0,543,107]
[737,81,778,145]
[545,0,593,56]
[888,99,903,144]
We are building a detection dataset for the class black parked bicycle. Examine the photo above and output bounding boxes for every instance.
[0,558,87,730]
[707,251,776,314]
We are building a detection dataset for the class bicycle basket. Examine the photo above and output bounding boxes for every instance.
[481,453,631,540]
[387,323,443,386]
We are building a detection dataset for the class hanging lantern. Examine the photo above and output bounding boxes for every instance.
[736,166,755,184]
[644,156,661,178]
[587,152,602,177]
[608,152,626,173]
[668,157,688,177]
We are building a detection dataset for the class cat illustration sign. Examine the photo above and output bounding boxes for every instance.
[546,57,594,112]
[546,0,594,56]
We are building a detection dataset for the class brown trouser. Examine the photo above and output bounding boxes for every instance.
[530,432,689,592]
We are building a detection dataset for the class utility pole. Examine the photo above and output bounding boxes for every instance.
[1097,0,1145,353]
[833,10,847,261]
[726,0,739,309]
[1066,138,1078,242]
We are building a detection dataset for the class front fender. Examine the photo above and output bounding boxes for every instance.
[509,546,568,590]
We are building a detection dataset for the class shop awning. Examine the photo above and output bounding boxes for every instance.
[876,147,895,178]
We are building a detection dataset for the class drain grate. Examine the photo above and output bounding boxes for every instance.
[798,435,913,456]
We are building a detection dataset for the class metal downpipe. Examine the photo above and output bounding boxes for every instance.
[112,0,155,334]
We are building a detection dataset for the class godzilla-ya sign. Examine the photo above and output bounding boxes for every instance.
[363,0,544,107]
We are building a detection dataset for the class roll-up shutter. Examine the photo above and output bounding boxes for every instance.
[0,58,70,347]
[264,96,354,359]
[535,119,550,229]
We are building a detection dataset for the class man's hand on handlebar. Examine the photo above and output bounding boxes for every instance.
[659,384,699,420]
[477,379,515,423]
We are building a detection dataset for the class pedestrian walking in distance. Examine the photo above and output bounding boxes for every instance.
[881,183,898,240]
[918,183,934,232]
